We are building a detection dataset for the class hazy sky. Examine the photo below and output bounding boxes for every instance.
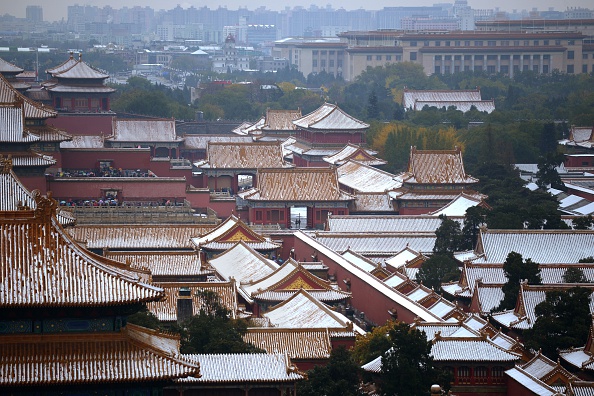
[3,1,591,22]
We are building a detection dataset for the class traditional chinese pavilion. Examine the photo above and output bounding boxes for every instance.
[42,52,115,112]
[285,103,370,167]
[390,147,484,215]
[238,167,354,229]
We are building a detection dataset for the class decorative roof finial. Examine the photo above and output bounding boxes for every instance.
[0,155,13,174]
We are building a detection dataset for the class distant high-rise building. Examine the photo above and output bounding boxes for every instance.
[26,5,43,23]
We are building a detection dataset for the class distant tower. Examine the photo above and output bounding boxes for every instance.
[26,5,43,23]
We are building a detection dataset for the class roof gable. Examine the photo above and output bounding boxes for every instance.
[324,144,386,166]
[0,74,56,119]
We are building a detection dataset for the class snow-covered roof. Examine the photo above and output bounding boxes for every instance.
[109,118,181,142]
[263,289,364,333]
[207,241,278,286]
[476,229,594,264]
[239,168,354,202]
[505,367,559,396]
[313,232,437,255]
[326,214,462,233]
[69,224,214,250]
[1,194,164,308]
[0,324,200,386]
[403,147,478,185]
[324,144,385,166]
[429,192,484,217]
[293,102,369,131]
[337,160,401,192]
[179,353,304,383]
[105,251,205,278]
[199,141,286,169]
[244,328,333,359]
[147,281,237,321]
[294,231,444,322]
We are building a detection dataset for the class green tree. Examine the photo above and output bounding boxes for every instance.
[379,322,450,396]
[297,346,364,396]
[127,306,163,330]
[178,290,263,354]
[536,152,565,190]
[573,215,594,230]
[563,267,588,283]
[433,215,464,254]
[352,321,396,367]
[496,252,541,311]
[461,206,487,249]
[367,89,379,120]
[416,254,460,291]
[524,287,591,358]
[579,256,594,263]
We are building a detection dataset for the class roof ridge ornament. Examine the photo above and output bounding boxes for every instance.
[0,154,13,174]
[32,189,58,220]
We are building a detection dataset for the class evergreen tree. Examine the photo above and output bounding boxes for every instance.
[524,287,591,358]
[563,267,588,283]
[433,215,464,254]
[496,252,541,311]
[416,254,460,291]
[367,89,379,120]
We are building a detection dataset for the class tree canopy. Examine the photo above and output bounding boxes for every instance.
[177,290,263,354]
[524,287,591,359]
[496,252,541,311]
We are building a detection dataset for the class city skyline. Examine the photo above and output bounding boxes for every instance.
[4,0,593,22]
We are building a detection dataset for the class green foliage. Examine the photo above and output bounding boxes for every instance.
[524,287,591,358]
[379,322,450,396]
[352,321,395,367]
[462,206,487,249]
[563,267,588,283]
[579,256,594,263]
[415,254,460,291]
[433,215,464,254]
[496,252,541,311]
[111,76,194,119]
[471,163,567,230]
[127,307,163,330]
[536,152,566,190]
[178,290,264,354]
[573,216,594,230]
[297,346,364,396]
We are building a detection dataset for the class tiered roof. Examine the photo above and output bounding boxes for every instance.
[241,259,351,304]
[0,156,74,226]
[195,141,287,169]
[0,193,163,308]
[476,229,594,264]
[0,101,38,143]
[0,73,56,119]
[239,168,354,202]
[402,147,478,185]
[108,118,181,143]
[0,57,24,76]
[179,353,304,384]
[293,102,369,131]
[0,324,200,387]
[324,144,386,166]
[191,215,280,252]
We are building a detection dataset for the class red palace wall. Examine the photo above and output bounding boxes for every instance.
[18,175,49,195]
[47,115,114,136]
[61,149,152,170]
[47,178,187,201]
[292,236,425,326]
[565,155,594,168]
